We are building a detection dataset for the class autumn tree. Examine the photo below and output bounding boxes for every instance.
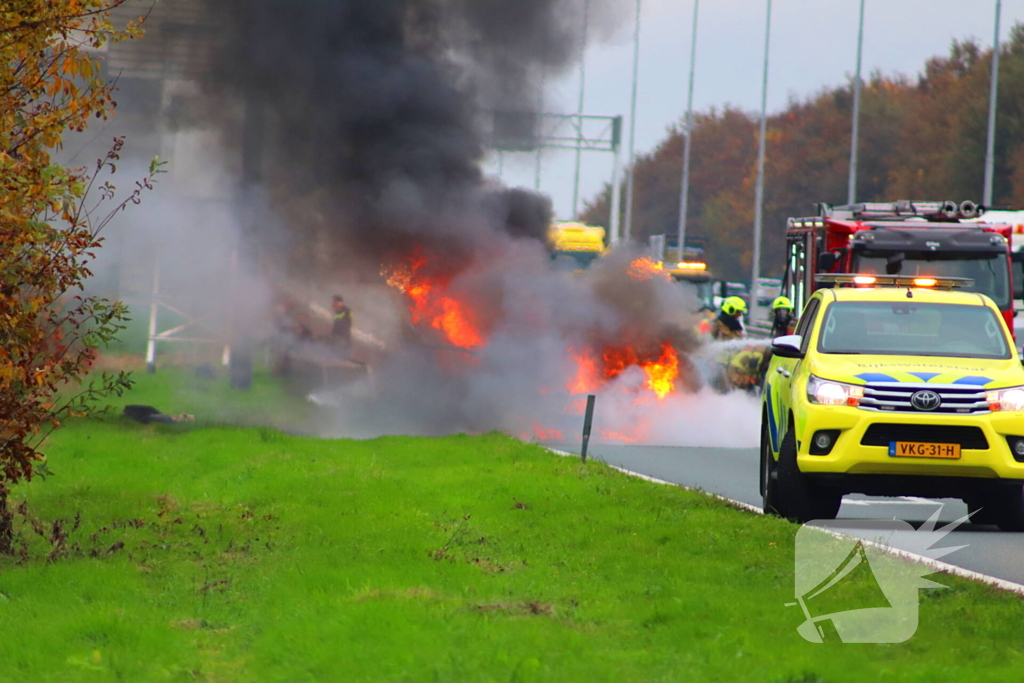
[0,0,154,543]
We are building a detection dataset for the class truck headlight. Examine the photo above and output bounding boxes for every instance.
[807,375,864,407]
[986,386,1024,412]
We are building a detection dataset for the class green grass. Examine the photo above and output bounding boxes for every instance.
[2,372,1023,682]
[94,363,324,432]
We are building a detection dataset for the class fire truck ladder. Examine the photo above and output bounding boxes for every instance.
[820,200,985,222]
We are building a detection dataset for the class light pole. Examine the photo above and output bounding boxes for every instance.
[535,72,545,191]
[623,0,642,242]
[572,0,590,219]
[751,0,772,292]
[984,0,1002,207]
[677,0,700,261]
[847,0,865,205]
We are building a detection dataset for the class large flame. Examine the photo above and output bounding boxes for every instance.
[568,342,680,400]
[385,249,484,349]
[566,346,601,394]
[642,343,680,400]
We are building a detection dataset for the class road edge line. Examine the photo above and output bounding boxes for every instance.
[544,446,1024,598]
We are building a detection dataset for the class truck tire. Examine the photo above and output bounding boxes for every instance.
[761,421,783,515]
[989,486,1024,532]
[963,495,998,527]
[775,428,842,523]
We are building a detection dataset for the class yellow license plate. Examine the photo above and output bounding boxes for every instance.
[889,442,961,459]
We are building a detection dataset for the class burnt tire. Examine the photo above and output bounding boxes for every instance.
[761,420,783,515]
[775,428,842,523]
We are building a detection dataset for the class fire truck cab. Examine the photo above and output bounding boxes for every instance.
[782,200,1015,332]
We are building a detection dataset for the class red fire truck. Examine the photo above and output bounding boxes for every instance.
[782,200,1016,330]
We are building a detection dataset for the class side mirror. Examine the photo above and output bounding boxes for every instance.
[771,334,805,359]
[817,252,838,272]
[1013,251,1024,300]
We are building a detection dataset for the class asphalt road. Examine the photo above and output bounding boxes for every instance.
[546,442,1024,586]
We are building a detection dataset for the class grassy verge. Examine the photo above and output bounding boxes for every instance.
[88,361,322,432]
[1,373,1022,682]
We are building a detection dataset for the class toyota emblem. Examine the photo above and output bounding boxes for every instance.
[910,390,942,411]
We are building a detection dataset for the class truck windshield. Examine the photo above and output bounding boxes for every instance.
[852,252,1010,309]
[817,301,1011,359]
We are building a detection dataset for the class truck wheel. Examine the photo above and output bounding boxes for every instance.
[989,486,1024,532]
[963,495,998,526]
[761,421,783,515]
[776,428,842,523]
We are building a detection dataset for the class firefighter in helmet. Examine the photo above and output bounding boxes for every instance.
[770,296,797,338]
[726,343,771,393]
[711,296,747,340]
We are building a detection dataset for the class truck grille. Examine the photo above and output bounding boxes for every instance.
[861,424,989,450]
[859,383,989,415]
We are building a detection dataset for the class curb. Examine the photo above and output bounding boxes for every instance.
[545,446,1024,597]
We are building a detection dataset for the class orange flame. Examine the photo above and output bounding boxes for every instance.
[566,346,601,394]
[385,249,484,350]
[598,429,640,443]
[599,415,652,443]
[533,424,565,441]
[642,343,679,399]
[567,342,680,400]
[628,257,670,281]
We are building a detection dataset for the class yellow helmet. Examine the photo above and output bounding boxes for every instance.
[772,296,794,311]
[722,296,747,316]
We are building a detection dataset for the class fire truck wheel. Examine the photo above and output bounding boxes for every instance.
[775,428,842,523]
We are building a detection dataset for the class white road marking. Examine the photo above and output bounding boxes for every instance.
[544,446,1024,598]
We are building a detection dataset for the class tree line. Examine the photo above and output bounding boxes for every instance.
[583,26,1024,283]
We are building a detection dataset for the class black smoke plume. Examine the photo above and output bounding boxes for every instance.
[208,0,613,270]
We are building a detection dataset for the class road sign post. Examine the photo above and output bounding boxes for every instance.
[581,394,596,463]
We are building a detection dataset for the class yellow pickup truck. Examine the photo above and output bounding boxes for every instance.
[762,274,1024,529]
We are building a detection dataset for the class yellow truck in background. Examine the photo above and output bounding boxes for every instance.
[548,222,606,271]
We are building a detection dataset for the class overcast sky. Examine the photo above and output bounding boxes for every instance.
[484,0,1024,221]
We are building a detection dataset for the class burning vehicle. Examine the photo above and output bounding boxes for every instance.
[191,0,761,448]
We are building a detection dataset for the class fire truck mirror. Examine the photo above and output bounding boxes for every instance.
[1013,252,1024,301]
[817,252,838,272]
